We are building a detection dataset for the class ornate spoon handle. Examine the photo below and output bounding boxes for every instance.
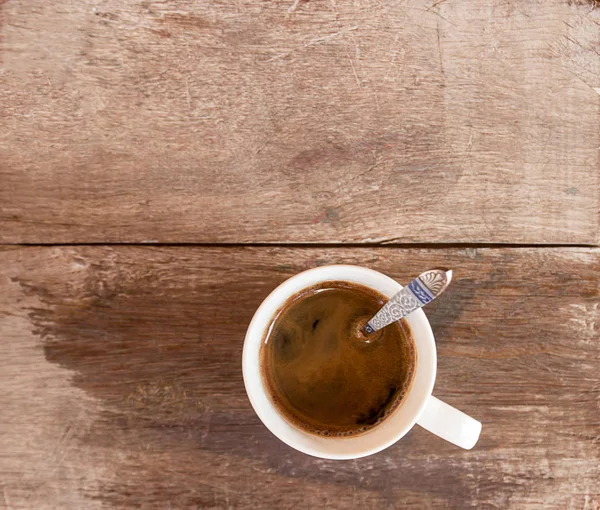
[364,269,453,334]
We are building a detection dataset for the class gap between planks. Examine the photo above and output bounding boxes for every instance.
[1,242,598,249]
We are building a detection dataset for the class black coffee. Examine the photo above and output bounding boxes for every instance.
[260,281,415,437]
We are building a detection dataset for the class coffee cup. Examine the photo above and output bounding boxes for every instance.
[242,265,481,459]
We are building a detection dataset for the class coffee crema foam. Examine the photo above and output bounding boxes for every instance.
[260,281,416,437]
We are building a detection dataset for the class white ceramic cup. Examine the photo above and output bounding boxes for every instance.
[242,265,482,459]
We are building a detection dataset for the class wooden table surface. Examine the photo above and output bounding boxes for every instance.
[1,1,599,509]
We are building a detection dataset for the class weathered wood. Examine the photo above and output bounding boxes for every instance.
[1,0,599,244]
[0,246,598,509]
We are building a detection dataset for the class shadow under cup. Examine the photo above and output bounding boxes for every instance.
[243,265,438,460]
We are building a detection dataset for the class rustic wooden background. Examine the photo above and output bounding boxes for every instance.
[1,0,599,509]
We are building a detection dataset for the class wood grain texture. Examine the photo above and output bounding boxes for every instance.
[1,0,599,244]
[0,246,598,509]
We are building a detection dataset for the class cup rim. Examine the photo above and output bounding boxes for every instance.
[242,265,437,459]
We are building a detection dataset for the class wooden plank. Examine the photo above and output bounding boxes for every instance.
[0,246,598,509]
[1,0,598,244]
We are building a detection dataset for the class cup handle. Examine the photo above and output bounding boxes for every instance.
[416,395,482,449]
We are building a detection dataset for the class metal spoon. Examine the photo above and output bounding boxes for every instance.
[363,269,453,335]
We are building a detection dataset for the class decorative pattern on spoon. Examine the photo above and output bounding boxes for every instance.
[363,269,453,335]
